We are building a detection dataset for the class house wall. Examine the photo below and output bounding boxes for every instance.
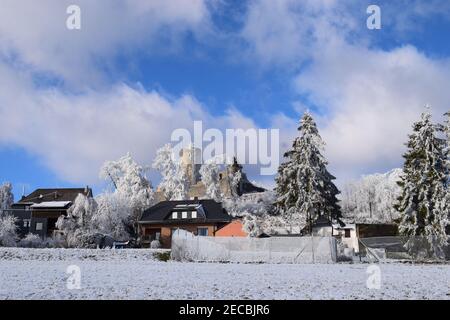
[341,228,359,253]
[10,209,66,239]
[215,220,248,237]
[31,210,65,238]
[333,224,399,254]
[312,226,333,237]
[356,224,398,238]
[140,223,222,248]
[31,217,48,239]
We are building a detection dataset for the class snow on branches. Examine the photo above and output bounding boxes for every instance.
[0,183,17,247]
[56,153,154,247]
[152,144,190,200]
[275,111,341,233]
[396,110,449,259]
[0,182,14,212]
[199,161,222,202]
[341,169,402,223]
[0,215,18,247]
[56,193,98,248]
[100,152,154,213]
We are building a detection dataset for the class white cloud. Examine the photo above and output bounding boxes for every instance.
[1,0,450,188]
[295,43,450,180]
[0,60,261,184]
[0,0,210,86]
[240,0,356,67]
[240,0,450,182]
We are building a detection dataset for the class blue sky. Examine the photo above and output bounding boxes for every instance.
[1,0,450,200]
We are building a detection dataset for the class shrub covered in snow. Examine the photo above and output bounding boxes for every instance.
[18,233,43,248]
[150,239,161,249]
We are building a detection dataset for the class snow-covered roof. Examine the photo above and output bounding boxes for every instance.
[30,201,72,208]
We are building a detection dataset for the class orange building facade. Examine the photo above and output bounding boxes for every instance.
[215,219,248,237]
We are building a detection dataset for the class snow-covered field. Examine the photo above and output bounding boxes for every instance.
[0,248,449,300]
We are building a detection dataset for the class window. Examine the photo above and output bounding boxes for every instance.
[35,222,43,231]
[192,211,197,219]
[344,229,351,238]
[197,227,208,236]
[23,220,31,228]
[172,212,177,219]
[182,211,187,219]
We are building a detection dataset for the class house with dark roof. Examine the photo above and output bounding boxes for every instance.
[10,187,92,238]
[138,199,231,248]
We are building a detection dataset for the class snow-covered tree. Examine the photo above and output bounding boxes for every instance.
[0,215,18,247]
[92,192,131,241]
[440,111,450,178]
[199,161,222,202]
[56,193,98,248]
[153,144,190,200]
[275,111,341,233]
[341,169,402,223]
[242,214,262,237]
[56,153,155,247]
[0,182,14,212]
[100,153,154,235]
[223,191,278,237]
[395,111,449,259]
[224,191,275,218]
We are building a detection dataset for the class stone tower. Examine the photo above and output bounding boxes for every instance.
[180,145,202,185]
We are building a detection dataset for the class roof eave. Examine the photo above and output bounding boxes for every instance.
[138,219,231,225]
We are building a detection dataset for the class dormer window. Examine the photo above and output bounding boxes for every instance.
[170,203,205,220]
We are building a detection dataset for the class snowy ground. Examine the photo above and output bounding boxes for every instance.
[0,248,449,300]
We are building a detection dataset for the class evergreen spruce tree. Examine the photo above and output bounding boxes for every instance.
[275,111,341,233]
[441,111,450,239]
[395,111,449,259]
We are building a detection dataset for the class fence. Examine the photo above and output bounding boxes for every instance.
[171,229,337,264]
[359,236,450,262]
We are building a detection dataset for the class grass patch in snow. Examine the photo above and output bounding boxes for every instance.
[154,251,171,262]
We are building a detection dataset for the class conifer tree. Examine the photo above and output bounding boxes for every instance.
[275,111,341,233]
[395,111,449,259]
